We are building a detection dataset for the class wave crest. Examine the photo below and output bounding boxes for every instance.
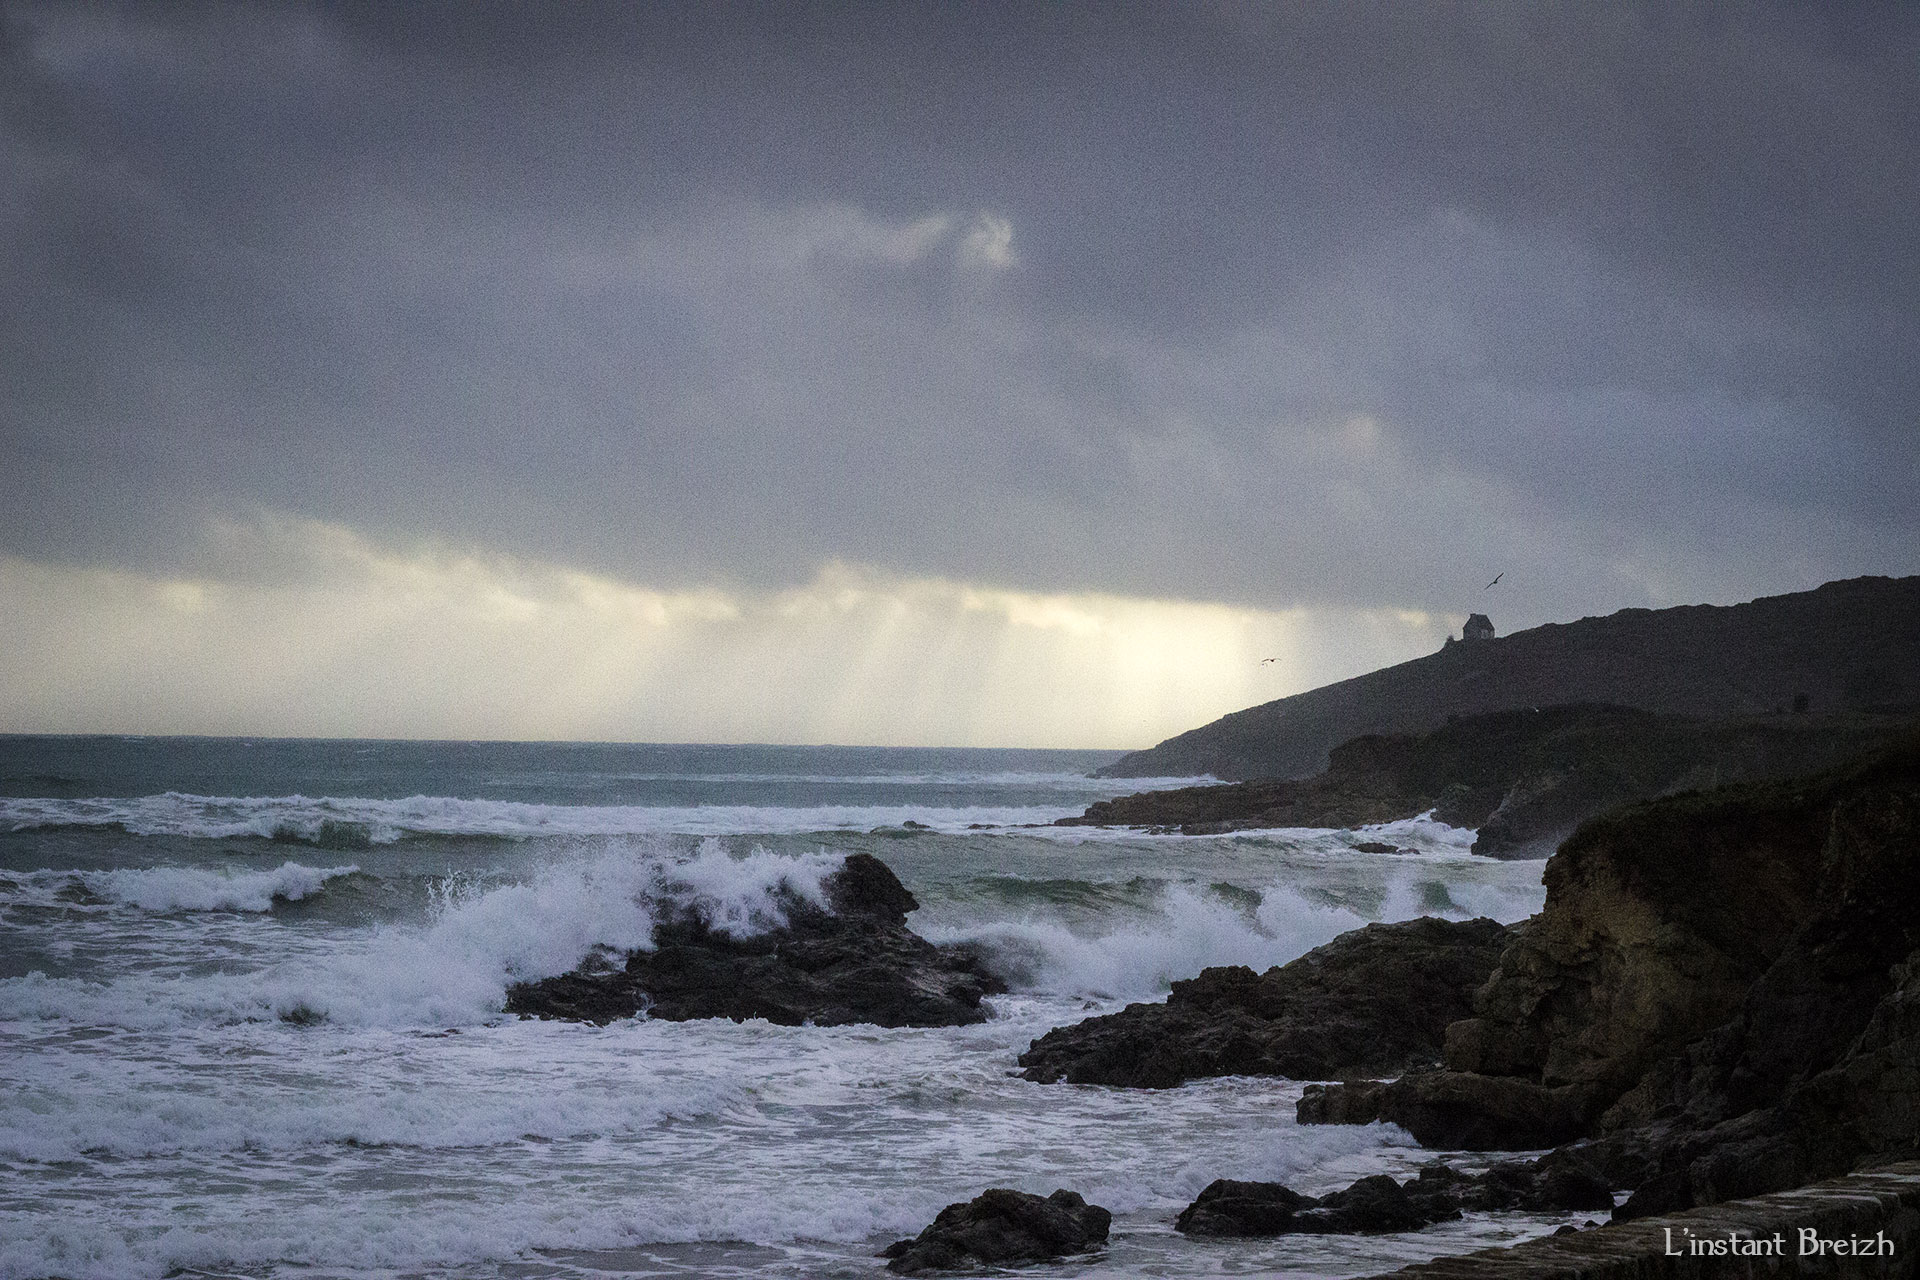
[0,842,855,1029]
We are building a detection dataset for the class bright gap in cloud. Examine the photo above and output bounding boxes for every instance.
[0,517,1453,747]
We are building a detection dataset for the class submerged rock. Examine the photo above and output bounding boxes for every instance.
[881,1188,1110,1274]
[504,853,1005,1027]
[1019,916,1512,1088]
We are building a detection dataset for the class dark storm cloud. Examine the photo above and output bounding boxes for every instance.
[2,0,1915,621]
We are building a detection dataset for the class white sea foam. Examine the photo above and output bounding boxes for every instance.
[934,861,1543,1003]
[0,1008,1426,1280]
[942,883,1371,1001]
[0,842,856,1030]
[0,792,1091,840]
[565,769,1209,790]
[0,1033,745,1163]
[13,860,363,913]
[1,744,1573,1280]
[1029,809,1490,852]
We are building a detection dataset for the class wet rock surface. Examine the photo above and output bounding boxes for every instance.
[1019,916,1513,1087]
[1174,1152,1614,1238]
[505,853,1005,1027]
[881,1188,1111,1274]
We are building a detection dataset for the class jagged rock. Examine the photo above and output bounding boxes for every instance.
[1443,770,1837,1100]
[1602,740,1920,1217]
[1173,1153,1612,1237]
[880,1188,1110,1273]
[1019,916,1512,1088]
[505,853,1005,1027]
[1295,736,1920,1231]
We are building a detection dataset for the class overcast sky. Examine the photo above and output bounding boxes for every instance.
[3,1,1916,745]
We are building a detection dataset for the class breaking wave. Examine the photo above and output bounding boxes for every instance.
[1,861,363,914]
[937,861,1543,1004]
[0,842,846,1030]
[0,792,1090,842]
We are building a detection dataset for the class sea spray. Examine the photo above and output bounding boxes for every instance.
[0,739,1565,1280]
[927,863,1541,1004]
[94,860,361,912]
[0,844,880,1030]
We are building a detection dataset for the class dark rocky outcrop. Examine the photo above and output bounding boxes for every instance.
[505,853,1004,1027]
[1300,735,1920,1226]
[1099,575,1920,780]
[1175,1152,1613,1237]
[1019,916,1512,1087]
[1296,1071,1595,1152]
[1066,701,1915,857]
[881,1188,1110,1274]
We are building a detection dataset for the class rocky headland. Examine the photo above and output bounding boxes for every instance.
[1064,701,1916,856]
[1098,575,1920,781]
[505,852,1004,1027]
[1023,731,1920,1252]
[1292,733,1920,1218]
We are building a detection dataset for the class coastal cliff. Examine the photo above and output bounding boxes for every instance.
[1098,575,1920,780]
[1064,703,1911,856]
[1023,731,1920,1256]
[1298,734,1920,1217]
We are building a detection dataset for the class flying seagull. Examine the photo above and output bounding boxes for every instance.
[1260,657,1278,664]
[1485,573,1504,589]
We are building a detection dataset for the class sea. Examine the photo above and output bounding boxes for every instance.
[0,736,1565,1280]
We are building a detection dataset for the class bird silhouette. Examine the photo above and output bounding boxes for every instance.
[1259,657,1278,664]
[1485,573,1504,589]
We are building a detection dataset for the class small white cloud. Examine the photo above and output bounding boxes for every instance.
[804,207,955,267]
[960,213,1016,268]
[876,214,955,264]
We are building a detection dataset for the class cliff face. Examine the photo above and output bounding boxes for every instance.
[1445,776,1836,1094]
[1098,575,1920,780]
[1298,734,1920,1214]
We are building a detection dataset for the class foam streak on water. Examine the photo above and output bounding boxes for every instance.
[0,738,1559,1280]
